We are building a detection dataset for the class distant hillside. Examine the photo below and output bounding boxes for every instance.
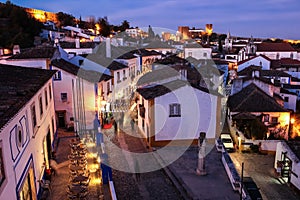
[0,2,43,48]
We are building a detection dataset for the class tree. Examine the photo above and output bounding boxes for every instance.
[56,12,75,27]
[98,17,110,37]
[148,25,155,39]
[120,20,130,32]
[0,2,43,48]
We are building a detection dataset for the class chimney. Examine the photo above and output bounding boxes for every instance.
[106,37,111,58]
[13,45,20,55]
[75,38,80,49]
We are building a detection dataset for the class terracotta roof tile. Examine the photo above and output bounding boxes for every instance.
[8,46,58,59]
[257,42,296,52]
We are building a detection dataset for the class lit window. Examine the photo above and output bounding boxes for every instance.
[61,93,67,102]
[53,71,61,81]
[169,103,181,117]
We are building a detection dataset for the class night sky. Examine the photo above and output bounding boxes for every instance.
[2,0,300,39]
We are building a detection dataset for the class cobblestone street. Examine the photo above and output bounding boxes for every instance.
[230,152,300,200]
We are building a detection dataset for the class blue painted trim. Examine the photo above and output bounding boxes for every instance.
[14,142,29,170]
[19,115,29,148]
[15,155,35,200]
[9,125,19,162]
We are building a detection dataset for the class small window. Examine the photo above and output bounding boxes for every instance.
[45,89,48,107]
[39,96,43,117]
[271,117,278,124]
[290,53,293,59]
[117,72,121,82]
[53,71,61,81]
[263,114,269,122]
[169,103,181,117]
[188,52,192,57]
[203,52,207,57]
[17,126,22,147]
[61,93,67,102]
[31,104,37,129]
[284,97,289,102]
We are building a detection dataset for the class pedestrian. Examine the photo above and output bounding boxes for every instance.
[111,117,117,133]
[130,118,135,131]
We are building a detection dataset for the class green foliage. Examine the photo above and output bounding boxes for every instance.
[56,12,75,27]
[0,2,43,48]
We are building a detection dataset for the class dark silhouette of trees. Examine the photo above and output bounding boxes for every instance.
[0,2,43,48]
[56,12,76,27]
[98,17,110,37]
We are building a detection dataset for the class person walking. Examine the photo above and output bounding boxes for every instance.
[130,118,135,131]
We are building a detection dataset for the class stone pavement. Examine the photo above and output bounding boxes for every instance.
[46,128,111,200]
[230,152,300,200]
[156,145,240,200]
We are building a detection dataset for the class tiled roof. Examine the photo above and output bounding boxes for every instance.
[0,64,56,130]
[228,83,287,112]
[280,88,297,95]
[144,40,175,49]
[256,42,296,52]
[282,84,300,89]
[137,80,189,100]
[8,46,58,59]
[94,42,131,59]
[237,65,262,76]
[184,43,209,48]
[59,41,99,49]
[271,58,300,69]
[291,76,300,82]
[86,54,128,70]
[154,55,189,65]
[238,66,291,77]
[137,67,180,86]
[237,55,271,65]
[51,59,111,82]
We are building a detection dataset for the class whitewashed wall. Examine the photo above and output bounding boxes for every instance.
[0,79,55,200]
[153,85,218,141]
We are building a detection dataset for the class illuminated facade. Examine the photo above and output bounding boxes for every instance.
[25,8,58,23]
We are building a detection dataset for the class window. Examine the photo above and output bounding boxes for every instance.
[53,71,61,81]
[107,82,110,94]
[188,52,192,57]
[263,114,269,122]
[0,142,6,188]
[169,103,181,117]
[271,117,278,124]
[117,72,121,83]
[31,104,37,129]
[61,93,67,102]
[49,85,52,100]
[45,89,48,107]
[284,97,289,102]
[39,96,43,117]
[203,52,207,57]
[290,53,294,59]
[123,70,127,80]
[276,53,280,60]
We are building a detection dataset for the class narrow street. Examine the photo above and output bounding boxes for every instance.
[230,152,300,200]
[103,119,184,200]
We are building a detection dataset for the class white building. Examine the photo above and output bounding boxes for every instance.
[237,55,271,72]
[184,43,212,60]
[0,64,56,200]
[136,80,221,146]
[256,42,297,60]
[275,141,300,191]
[0,46,67,69]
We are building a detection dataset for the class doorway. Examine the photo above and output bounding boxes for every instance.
[57,111,66,128]
[18,164,37,200]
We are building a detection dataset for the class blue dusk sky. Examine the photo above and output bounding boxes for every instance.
[2,0,300,39]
